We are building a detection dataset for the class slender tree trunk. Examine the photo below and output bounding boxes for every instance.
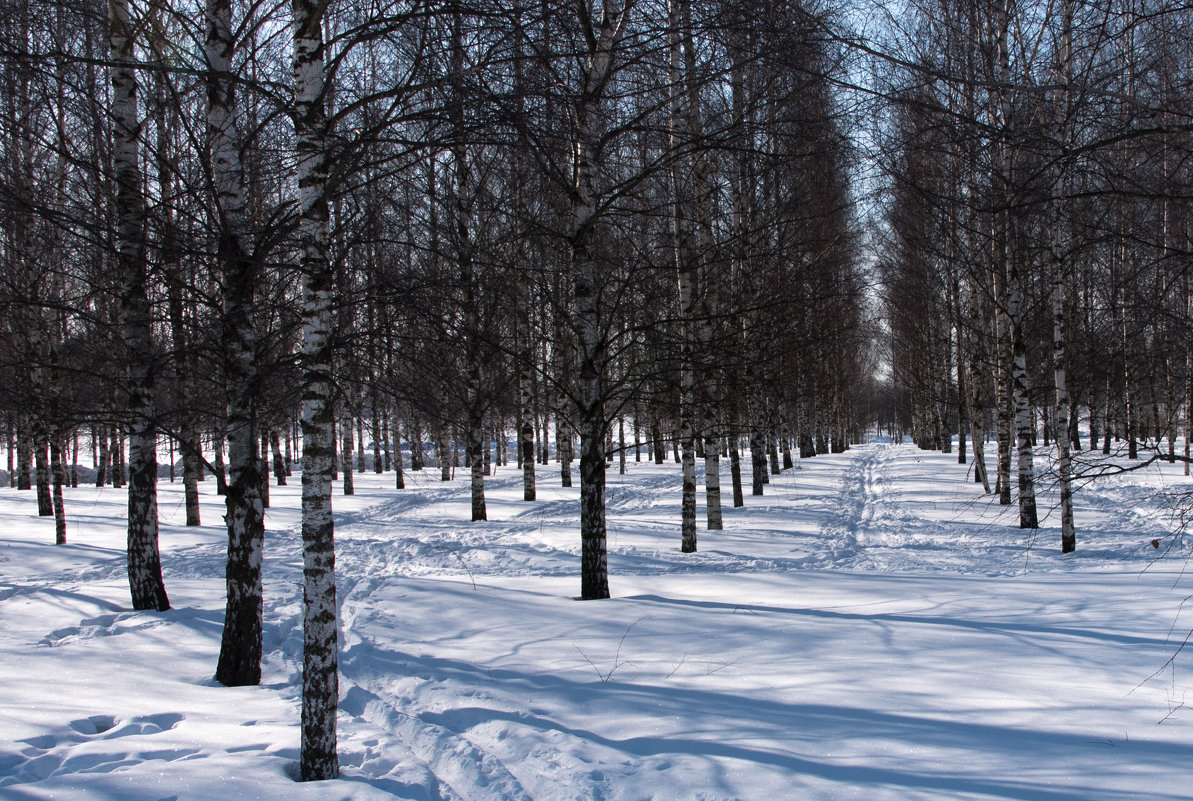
[618,417,626,475]
[468,421,486,520]
[259,432,270,508]
[392,414,404,489]
[950,269,968,466]
[437,422,451,481]
[159,68,201,527]
[676,0,722,531]
[341,417,354,495]
[51,436,66,544]
[569,0,630,600]
[110,0,168,612]
[729,435,744,507]
[769,426,781,475]
[293,0,338,777]
[371,402,382,475]
[272,430,286,485]
[214,429,227,492]
[1121,284,1136,459]
[1052,272,1075,551]
[633,405,642,462]
[749,385,765,495]
[6,422,14,488]
[670,3,698,551]
[1009,276,1038,528]
[522,415,536,500]
[1186,282,1191,477]
[1051,1,1075,552]
[681,428,697,553]
[285,423,294,475]
[356,416,366,473]
[209,0,265,686]
[410,412,424,471]
[17,425,31,490]
[95,426,108,487]
[381,413,390,472]
[34,434,51,516]
[449,9,486,523]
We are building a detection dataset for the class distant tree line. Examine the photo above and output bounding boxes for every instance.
[878,0,1193,553]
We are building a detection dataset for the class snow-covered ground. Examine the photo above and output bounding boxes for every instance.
[1,441,1192,800]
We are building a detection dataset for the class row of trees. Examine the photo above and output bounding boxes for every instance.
[0,0,870,779]
[880,0,1193,553]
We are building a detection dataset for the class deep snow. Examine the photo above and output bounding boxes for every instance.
[1,441,1191,800]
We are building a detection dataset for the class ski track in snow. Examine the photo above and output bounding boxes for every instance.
[815,443,891,569]
[2,443,1193,800]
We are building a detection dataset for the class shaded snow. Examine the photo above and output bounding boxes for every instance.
[1,442,1191,800]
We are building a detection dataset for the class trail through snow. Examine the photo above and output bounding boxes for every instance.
[2,442,1193,800]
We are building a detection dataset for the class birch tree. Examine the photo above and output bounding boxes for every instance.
[209,0,266,687]
[293,0,337,778]
[569,0,634,600]
[110,0,169,612]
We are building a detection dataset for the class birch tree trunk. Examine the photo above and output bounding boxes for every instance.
[156,52,202,528]
[33,411,52,516]
[208,0,265,686]
[678,0,721,531]
[1009,264,1038,528]
[95,428,108,488]
[341,414,354,495]
[17,425,31,490]
[51,436,66,545]
[517,224,535,498]
[749,385,766,495]
[293,0,337,778]
[392,413,404,489]
[570,0,632,600]
[669,0,698,552]
[109,0,169,612]
[992,0,1037,529]
[410,411,423,471]
[1050,0,1075,552]
[272,431,286,485]
[449,8,486,522]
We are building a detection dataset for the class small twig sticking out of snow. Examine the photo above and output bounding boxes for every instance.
[705,658,739,676]
[573,645,608,681]
[452,551,477,590]
[574,618,649,682]
[663,653,691,680]
[1159,701,1185,724]
[1133,616,1192,724]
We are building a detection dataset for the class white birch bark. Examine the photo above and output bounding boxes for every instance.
[109,0,169,612]
[392,413,404,489]
[293,0,337,778]
[678,0,722,531]
[987,35,1013,506]
[449,8,486,522]
[207,0,266,688]
[993,0,1037,529]
[341,414,354,495]
[669,0,698,552]
[513,10,536,502]
[1009,265,1038,528]
[1051,0,1075,552]
[571,0,633,599]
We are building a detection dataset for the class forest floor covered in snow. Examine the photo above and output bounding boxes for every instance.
[1,440,1192,800]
